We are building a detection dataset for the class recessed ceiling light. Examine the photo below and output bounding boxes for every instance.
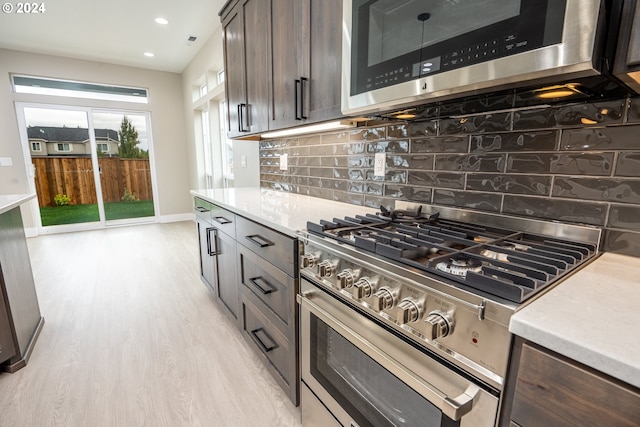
[144,52,155,57]
[155,17,169,25]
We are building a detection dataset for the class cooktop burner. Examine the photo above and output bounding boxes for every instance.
[306,205,599,303]
[435,257,483,276]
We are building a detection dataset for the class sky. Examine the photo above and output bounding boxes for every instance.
[23,107,149,151]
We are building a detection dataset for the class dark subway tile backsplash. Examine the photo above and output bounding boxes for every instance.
[466,174,551,196]
[470,131,558,152]
[259,95,640,257]
[615,152,640,177]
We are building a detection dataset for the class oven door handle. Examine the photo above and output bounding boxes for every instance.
[297,291,479,421]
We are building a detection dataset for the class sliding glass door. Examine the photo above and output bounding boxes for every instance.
[21,106,102,229]
[17,103,157,233]
[91,111,155,222]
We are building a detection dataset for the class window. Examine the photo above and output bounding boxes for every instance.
[31,142,41,151]
[12,75,148,104]
[199,84,208,98]
[201,109,213,189]
[56,143,72,152]
[217,70,225,85]
[219,101,234,188]
[97,143,109,153]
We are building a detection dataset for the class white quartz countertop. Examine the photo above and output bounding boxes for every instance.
[510,252,640,388]
[190,187,377,237]
[0,194,35,215]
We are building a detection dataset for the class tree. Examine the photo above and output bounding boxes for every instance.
[118,116,147,159]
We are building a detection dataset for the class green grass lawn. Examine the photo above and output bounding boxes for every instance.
[104,200,155,221]
[40,201,155,226]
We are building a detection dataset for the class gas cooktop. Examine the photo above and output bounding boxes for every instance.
[305,203,601,303]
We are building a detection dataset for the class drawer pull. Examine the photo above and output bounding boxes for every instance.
[249,276,275,295]
[245,234,273,248]
[212,216,232,225]
[195,206,209,213]
[250,328,277,353]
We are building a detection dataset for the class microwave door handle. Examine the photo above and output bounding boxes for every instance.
[297,292,479,421]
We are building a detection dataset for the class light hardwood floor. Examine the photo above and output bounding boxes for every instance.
[0,221,301,427]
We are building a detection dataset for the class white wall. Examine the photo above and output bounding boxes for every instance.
[0,48,191,228]
[181,27,260,191]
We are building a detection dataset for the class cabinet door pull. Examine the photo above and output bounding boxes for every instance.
[195,206,209,213]
[212,216,232,225]
[250,328,277,353]
[249,276,275,295]
[206,227,220,256]
[300,77,308,119]
[237,104,242,132]
[241,103,249,132]
[294,79,302,120]
[245,234,273,248]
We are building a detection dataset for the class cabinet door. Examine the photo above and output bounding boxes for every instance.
[215,230,239,324]
[269,0,303,129]
[304,0,343,122]
[197,220,217,294]
[222,4,246,138]
[243,0,270,135]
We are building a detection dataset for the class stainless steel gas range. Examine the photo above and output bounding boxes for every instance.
[297,201,601,427]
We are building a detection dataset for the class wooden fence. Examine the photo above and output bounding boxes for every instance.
[33,157,152,207]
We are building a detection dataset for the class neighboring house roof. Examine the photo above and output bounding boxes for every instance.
[27,126,119,143]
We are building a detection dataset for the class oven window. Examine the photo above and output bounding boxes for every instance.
[310,314,460,427]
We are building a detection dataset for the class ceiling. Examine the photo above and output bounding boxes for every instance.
[0,0,227,73]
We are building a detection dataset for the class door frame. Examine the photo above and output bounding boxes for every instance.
[15,102,160,234]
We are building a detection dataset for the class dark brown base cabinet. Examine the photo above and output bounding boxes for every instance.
[195,200,216,294]
[236,216,299,405]
[508,341,640,427]
[194,199,240,327]
[194,197,299,405]
[0,206,44,373]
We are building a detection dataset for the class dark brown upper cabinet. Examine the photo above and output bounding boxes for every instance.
[221,0,343,138]
[221,0,270,138]
[270,0,343,130]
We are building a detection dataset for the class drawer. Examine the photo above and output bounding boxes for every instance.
[210,204,236,238]
[242,295,298,405]
[238,245,296,339]
[194,197,212,221]
[235,216,297,276]
[511,342,640,427]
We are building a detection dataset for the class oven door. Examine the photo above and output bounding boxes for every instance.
[298,278,499,427]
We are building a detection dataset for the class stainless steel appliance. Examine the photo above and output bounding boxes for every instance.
[341,0,630,116]
[297,202,601,426]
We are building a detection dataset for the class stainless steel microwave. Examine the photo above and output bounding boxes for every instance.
[341,0,611,116]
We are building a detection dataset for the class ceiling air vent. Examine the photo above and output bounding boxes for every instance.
[187,35,197,45]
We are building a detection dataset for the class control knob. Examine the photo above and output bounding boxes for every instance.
[396,297,422,324]
[336,269,360,289]
[425,311,454,340]
[301,253,319,269]
[317,259,338,278]
[350,277,376,299]
[371,287,395,311]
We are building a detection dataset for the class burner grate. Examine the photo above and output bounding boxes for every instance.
[306,207,598,303]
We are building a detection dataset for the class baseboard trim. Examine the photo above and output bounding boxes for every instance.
[160,213,194,223]
[24,227,38,238]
